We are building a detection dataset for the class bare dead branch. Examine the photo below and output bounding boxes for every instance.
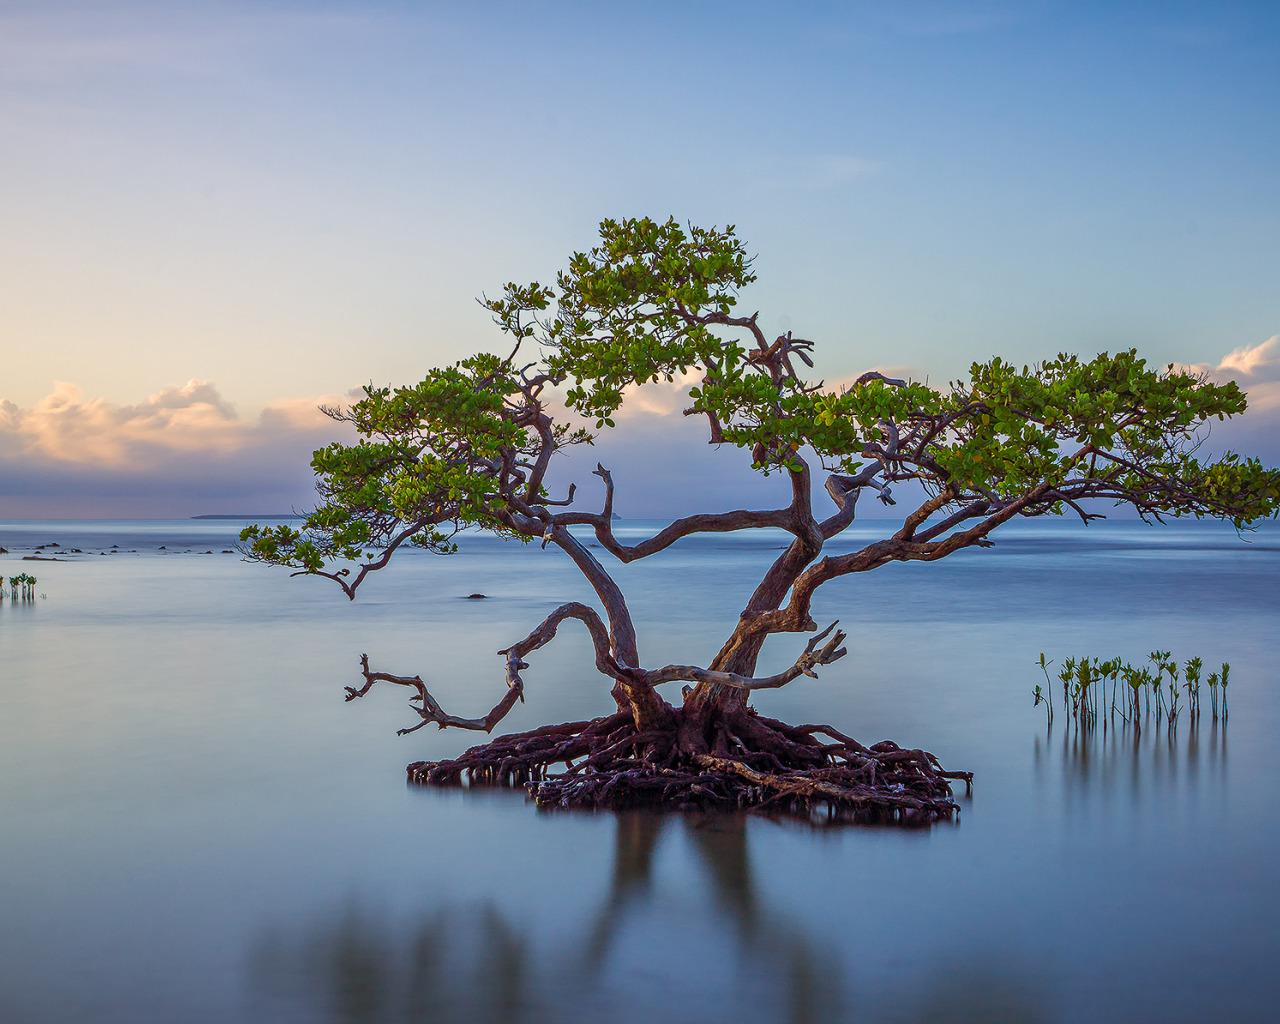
[851,370,908,388]
[499,601,627,687]
[746,331,819,385]
[643,622,847,691]
[539,482,578,507]
[346,653,512,734]
[346,601,635,737]
[817,466,880,538]
[551,463,794,562]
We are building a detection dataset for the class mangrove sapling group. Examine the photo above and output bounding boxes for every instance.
[1036,651,1231,731]
[5,574,39,601]
[243,217,1280,827]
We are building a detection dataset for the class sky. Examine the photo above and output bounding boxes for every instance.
[1,0,1278,517]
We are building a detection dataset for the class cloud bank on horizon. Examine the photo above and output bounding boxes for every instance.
[4,338,1278,520]
[0,380,351,517]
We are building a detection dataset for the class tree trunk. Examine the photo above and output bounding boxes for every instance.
[683,519,825,717]
[621,679,674,732]
[680,623,765,719]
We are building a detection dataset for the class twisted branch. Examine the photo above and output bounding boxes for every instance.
[499,601,627,688]
[346,654,513,735]
[643,622,847,690]
[550,462,793,562]
[346,601,627,737]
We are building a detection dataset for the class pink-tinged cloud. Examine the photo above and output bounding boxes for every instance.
[1216,335,1280,379]
[1171,335,1280,468]
[0,381,350,518]
[4,340,1277,522]
[2,380,244,464]
[0,376,784,520]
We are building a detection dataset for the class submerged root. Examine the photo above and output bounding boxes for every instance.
[406,709,972,826]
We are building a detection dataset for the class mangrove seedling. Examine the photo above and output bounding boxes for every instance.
[1033,684,1052,726]
[1184,656,1203,719]
[1035,654,1054,725]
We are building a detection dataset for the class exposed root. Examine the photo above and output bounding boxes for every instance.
[406,708,971,826]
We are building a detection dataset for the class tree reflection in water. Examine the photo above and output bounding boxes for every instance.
[248,813,1052,1024]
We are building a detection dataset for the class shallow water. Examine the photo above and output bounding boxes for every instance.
[1,517,1277,1023]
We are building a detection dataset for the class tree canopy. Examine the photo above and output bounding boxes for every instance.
[241,216,1279,823]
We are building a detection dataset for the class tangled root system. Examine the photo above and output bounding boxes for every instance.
[408,709,971,826]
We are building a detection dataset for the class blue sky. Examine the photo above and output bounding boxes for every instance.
[1,0,1277,516]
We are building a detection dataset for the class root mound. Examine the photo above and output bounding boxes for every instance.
[407,709,972,826]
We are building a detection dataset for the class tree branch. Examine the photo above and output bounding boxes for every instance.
[551,463,794,562]
[270,515,441,600]
[499,601,627,688]
[913,500,993,543]
[817,466,879,538]
[643,622,847,690]
[346,602,628,736]
[851,370,909,388]
[346,653,516,734]
[745,487,1053,640]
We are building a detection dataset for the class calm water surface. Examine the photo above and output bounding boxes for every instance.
[1,517,1277,1023]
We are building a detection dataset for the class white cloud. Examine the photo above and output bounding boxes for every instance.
[0,380,349,517]
[1178,334,1280,385]
[1217,335,1280,380]
[1166,335,1280,469]
[613,370,703,419]
[0,379,336,467]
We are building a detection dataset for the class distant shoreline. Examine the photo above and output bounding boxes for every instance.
[190,514,300,520]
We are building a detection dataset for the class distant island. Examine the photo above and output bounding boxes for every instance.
[191,514,301,520]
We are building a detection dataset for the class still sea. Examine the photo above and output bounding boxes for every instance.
[1,516,1277,1023]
